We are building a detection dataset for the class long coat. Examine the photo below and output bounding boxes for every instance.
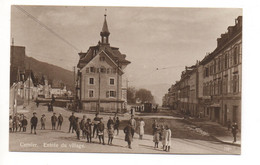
[51,115,58,124]
[139,121,145,136]
[124,125,133,142]
[165,129,172,146]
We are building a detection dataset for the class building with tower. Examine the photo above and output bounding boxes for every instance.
[76,14,131,113]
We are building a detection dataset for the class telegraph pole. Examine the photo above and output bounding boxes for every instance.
[28,60,31,105]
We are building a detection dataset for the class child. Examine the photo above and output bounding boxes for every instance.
[124,122,133,149]
[85,118,92,143]
[107,124,114,145]
[114,117,120,135]
[161,125,166,151]
[97,118,105,145]
[139,118,145,140]
[40,114,46,130]
[153,122,160,148]
[165,125,172,152]
[21,116,28,132]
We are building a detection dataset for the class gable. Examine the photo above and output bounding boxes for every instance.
[81,50,124,75]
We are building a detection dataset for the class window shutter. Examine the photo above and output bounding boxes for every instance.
[106,91,109,98]
[86,67,89,73]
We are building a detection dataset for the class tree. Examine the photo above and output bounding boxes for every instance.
[135,88,154,104]
[127,87,136,104]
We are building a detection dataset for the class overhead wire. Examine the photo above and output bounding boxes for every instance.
[14,5,80,52]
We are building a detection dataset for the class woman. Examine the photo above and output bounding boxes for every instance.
[124,122,133,149]
[139,118,145,140]
[165,125,172,152]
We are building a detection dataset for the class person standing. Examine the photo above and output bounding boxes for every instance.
[107,117,114,129]
[21,116,28,132]
[139,118,145,140]
[85,118,92,143]
[68,112,76,133]
[124,122,134,149]
[80,115,87,139]
[161,125,166,151]
[107,123,114,145]
[51,113,58,130]
[152,120,158,135]
[57,113,63,130]
[97,118,105,145]
[40,114,46,130]
[231,122,238,143]
[153,123,160,148]
[165,125,172,152]
[93,113,101,138]
[74,117,80,140]
[114,117,120,136]
[13,113,19,132]
[30,112,38,134]
[129,115,136,138]
[19,114,23,132]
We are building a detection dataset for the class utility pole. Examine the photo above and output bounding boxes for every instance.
[28,61,31,106]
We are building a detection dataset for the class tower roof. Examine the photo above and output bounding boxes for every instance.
[101,14,110,35]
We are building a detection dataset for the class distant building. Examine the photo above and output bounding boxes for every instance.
[76,14,131,113]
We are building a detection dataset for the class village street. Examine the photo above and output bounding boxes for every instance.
[9,103,240,154]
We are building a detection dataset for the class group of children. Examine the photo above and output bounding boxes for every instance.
[9,113,28,132]
[152,120,172,152]
[71,113,120,145]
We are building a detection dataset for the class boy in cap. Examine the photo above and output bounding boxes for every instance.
[30,112,38,134]
[68,112,76,133]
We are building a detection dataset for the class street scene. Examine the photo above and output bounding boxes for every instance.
[9,6,242,154]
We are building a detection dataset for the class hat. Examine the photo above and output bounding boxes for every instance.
[33,112,36,114]
[42,114,45,116]
[53,113,56,115]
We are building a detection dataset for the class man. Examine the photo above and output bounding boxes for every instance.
[107,117,114,129]
[68,112,76,133]
[57,113,63,130]
[30,112,38,134]
[129,115,136,138]
[124,122,134,149]
[80,115,87,139]
[231,122,238,143]
[93,113,101,138]
[97,117,105,145]
[51,113,58,130]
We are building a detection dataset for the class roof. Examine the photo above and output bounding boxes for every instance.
[77,44,131,69]
[100,15,110,36]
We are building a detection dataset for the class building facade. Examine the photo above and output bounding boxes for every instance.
[163,16,242,127]
[76,14,131,113]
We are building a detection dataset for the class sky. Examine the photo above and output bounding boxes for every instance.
[11,6,242,89]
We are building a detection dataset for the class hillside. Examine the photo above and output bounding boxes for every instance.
[24,56,74,91]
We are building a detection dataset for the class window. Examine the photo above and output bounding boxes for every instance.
[233,74,239,93]
[107,68,110,74]
[89,78,94,85]
[113,68,117,74]
[89,90,94,98]
[90,67,95,73]
[86,67,89,73]
[224,54,228,69]
[100,56,105,61]
[233,47,238,65]
[204,67,209,77]
[109,91,116,97]
[100,67,106,73]
[110,78,115,85]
